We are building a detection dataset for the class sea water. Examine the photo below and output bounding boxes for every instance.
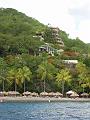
[0,102,90,120]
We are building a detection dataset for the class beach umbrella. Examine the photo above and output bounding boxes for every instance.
[0,91,7,96]
[48,92,63,97]
[70,92,79,98]
[66,90,75,97]
[31,92,38,97]
[55,92,63,97]
[40,92,49,97]
[48,92,55,97]
[81,93,89,98]
[66,90,75,95]
[23,91,31,96]
[7,91,20,96]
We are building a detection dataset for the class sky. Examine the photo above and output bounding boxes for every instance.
[0,0,90,43]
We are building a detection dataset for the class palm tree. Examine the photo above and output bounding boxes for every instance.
[7,68,20,92]
[76,62,86,74]
[37,61,56,92]
[0,74,6,92]
[86,77,90,89]
[56,68,72,96]
[7,66,32,92]
[18,66,32,92]
[76,62,88,92]
[78,73,88,93]
[0,57,7,92]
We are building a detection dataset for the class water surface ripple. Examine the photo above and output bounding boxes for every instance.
[0,102,90,120]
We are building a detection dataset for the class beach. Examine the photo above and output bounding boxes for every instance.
[0,96,90,102]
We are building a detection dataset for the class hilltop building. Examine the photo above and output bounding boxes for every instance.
[39,43,64,56]
[33,32,44,41]
[49,27,64,48]
[39,43,54,56]
[34,25,64,56]
[63,60,78,68]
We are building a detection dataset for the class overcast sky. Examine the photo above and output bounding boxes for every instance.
[0,0,90,43]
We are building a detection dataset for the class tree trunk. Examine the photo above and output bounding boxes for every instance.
[44,79,45,92]
[24,80,26,92]
[83,86,84,93]
[3,80,5,92]
[15,80,17,92]
[62,81,65,96]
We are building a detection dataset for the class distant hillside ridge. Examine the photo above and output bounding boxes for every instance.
[0,8,89,56]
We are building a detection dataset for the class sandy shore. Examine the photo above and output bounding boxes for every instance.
[0,97,90,102]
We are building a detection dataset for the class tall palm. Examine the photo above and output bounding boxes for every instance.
[0,57,7,92]
[56,68,71,96]
[78,73,88,92]
[0,74,6,91]
[76,62,88,92]
[7,68,20,91]
[18,66,32,92]
[86,77,90,88]
[37,61,56,92]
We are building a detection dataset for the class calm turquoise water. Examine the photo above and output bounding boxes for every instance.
[0,102,90,120]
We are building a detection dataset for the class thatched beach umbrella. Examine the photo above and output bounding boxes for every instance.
[48,92,55,97]
[70,92,79,98]
[48,92,63,97]
[81,93,89,98]
[66,90,75,97]
[31,92,38,97]
[66,90,75,95]
[55,92,63,97]
[23,91,31,96]
[40,92,49,97]
[7,91,20,97]
[0,91,7,97]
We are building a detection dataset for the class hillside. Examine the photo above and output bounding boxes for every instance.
[0,8,89,94]
[87,43,90,53]
[59,30,88,53]
[0,8,45,55]
[0,8,89,56]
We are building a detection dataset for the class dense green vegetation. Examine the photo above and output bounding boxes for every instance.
[0,8,90,95]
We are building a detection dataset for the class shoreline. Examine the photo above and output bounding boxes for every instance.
[0,97,90,102]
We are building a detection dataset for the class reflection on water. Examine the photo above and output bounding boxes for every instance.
[0,102,90,120]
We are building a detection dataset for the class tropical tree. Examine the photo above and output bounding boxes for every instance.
[78,73,88,92]
[7,66,32,92]
[18,66,32,92]
[86,77,90,89]
[76,62,88,92]
[0,57,7,91]
[7,68,19,92]
[37,61,56,92]
[56,68,72,96]
[76,62,86,74]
